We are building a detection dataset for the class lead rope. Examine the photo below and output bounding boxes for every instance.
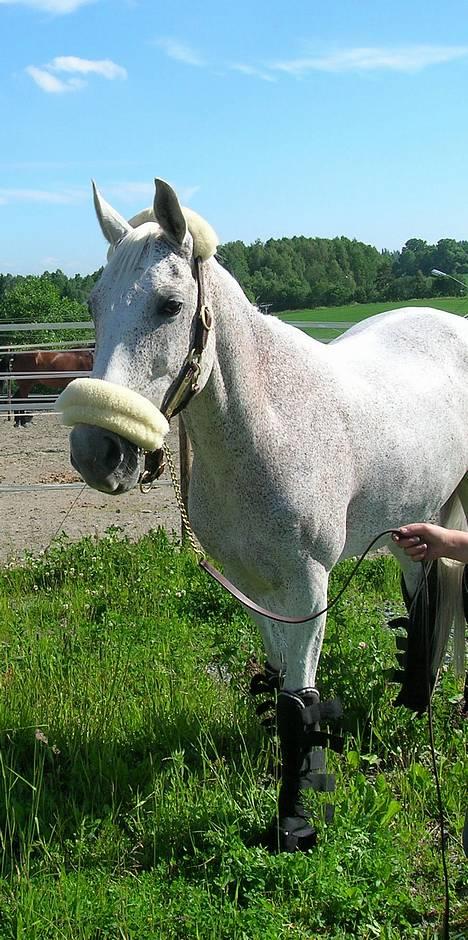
[421,562,450,940]
[163,441,204,559]
[43,482,87,554]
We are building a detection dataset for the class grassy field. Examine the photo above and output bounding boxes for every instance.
[0,528,466,938]
[277,296,468,341]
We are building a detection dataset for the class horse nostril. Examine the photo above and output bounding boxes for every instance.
[102,434,123,472]
[69,424,138,493]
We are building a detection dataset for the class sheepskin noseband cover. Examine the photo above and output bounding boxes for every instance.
[55,378,169,451]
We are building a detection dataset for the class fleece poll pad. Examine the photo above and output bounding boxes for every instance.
[128,205,218,262]
[56,378,169,451]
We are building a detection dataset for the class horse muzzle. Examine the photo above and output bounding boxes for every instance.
[56,378,170,494]
[69,424,140,493]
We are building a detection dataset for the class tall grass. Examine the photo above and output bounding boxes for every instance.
[0,529,466,938]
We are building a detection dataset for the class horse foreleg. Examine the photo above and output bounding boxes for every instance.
[249,566,328,710]
[13,390,22,427]
[12,383,32,427]
[261,566,343,852]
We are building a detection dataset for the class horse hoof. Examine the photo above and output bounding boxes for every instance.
[262,817,317,853]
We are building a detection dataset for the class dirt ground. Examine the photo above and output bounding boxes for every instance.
[0,414,183,563]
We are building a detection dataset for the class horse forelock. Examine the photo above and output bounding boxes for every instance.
[104,222,182,296]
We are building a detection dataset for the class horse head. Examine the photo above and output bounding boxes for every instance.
[58,179,218,494]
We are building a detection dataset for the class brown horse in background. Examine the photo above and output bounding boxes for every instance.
[0,349,93,426]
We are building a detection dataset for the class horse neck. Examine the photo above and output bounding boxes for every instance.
[182,258,306,463]
[181,260,265,451]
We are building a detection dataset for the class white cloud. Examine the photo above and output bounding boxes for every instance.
[155,37,205,67]
[230,63,276,83]
[106,181,156,202]
[25,65,84,93]
[0,181,201,209]
[99,181,200,205]
[178,184,200,203]
[0,187,86,204]
[272,45,468,76]
[49,56,127,79]
[0,0,94,12]
[26,56,127,93]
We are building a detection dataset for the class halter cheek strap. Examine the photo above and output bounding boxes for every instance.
[161,257,212,420]
[139,256,212,490]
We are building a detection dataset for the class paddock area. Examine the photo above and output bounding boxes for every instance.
[0,415,181,562]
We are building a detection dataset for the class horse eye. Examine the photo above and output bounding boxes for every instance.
[160,299,182,317]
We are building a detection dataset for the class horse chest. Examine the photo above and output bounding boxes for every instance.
[187,454,343,588]
[189,467,270,555]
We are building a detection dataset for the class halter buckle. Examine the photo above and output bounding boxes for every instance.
[200,304,212,331]
[186,349,201,371]
[139,446,166,492]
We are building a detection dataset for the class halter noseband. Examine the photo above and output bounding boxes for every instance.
[139,255,212,491]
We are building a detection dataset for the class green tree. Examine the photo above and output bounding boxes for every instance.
[0,276,90,345]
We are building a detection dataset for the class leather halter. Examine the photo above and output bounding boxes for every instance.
[139,256,212,491]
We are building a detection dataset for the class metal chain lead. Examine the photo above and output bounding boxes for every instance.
[163,441,205,559]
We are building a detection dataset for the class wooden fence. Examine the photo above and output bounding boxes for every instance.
[0,320,94,419]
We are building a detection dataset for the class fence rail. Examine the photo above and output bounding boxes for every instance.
[0,341,95,352]
[0,371,92,380]
[0,320,94,333]
[284,320,354,329]
[0,400,67,414]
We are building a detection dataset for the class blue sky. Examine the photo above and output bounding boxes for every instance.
[2,0,468,274]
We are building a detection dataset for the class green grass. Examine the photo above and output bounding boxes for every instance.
[0,529,466,938]
[277,296,468,341]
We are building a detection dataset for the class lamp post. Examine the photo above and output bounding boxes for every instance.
[430,268,467,292]
[431,269,468,317]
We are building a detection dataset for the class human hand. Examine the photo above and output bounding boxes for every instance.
[392,523,453,562]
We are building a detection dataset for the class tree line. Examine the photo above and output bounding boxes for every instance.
[218,235,468,310]
[1,235,468,329]
[0,270,100,345]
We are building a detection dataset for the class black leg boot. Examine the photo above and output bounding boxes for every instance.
[266,689,343,852]
[274,690,318,852]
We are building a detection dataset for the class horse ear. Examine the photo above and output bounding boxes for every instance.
[153,179,187,246]
[92,181,131,246]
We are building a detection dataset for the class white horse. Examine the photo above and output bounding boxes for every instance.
[60,179,468,851]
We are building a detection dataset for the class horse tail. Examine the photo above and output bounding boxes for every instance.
[434,480,468,677]
[393,479,467,713]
